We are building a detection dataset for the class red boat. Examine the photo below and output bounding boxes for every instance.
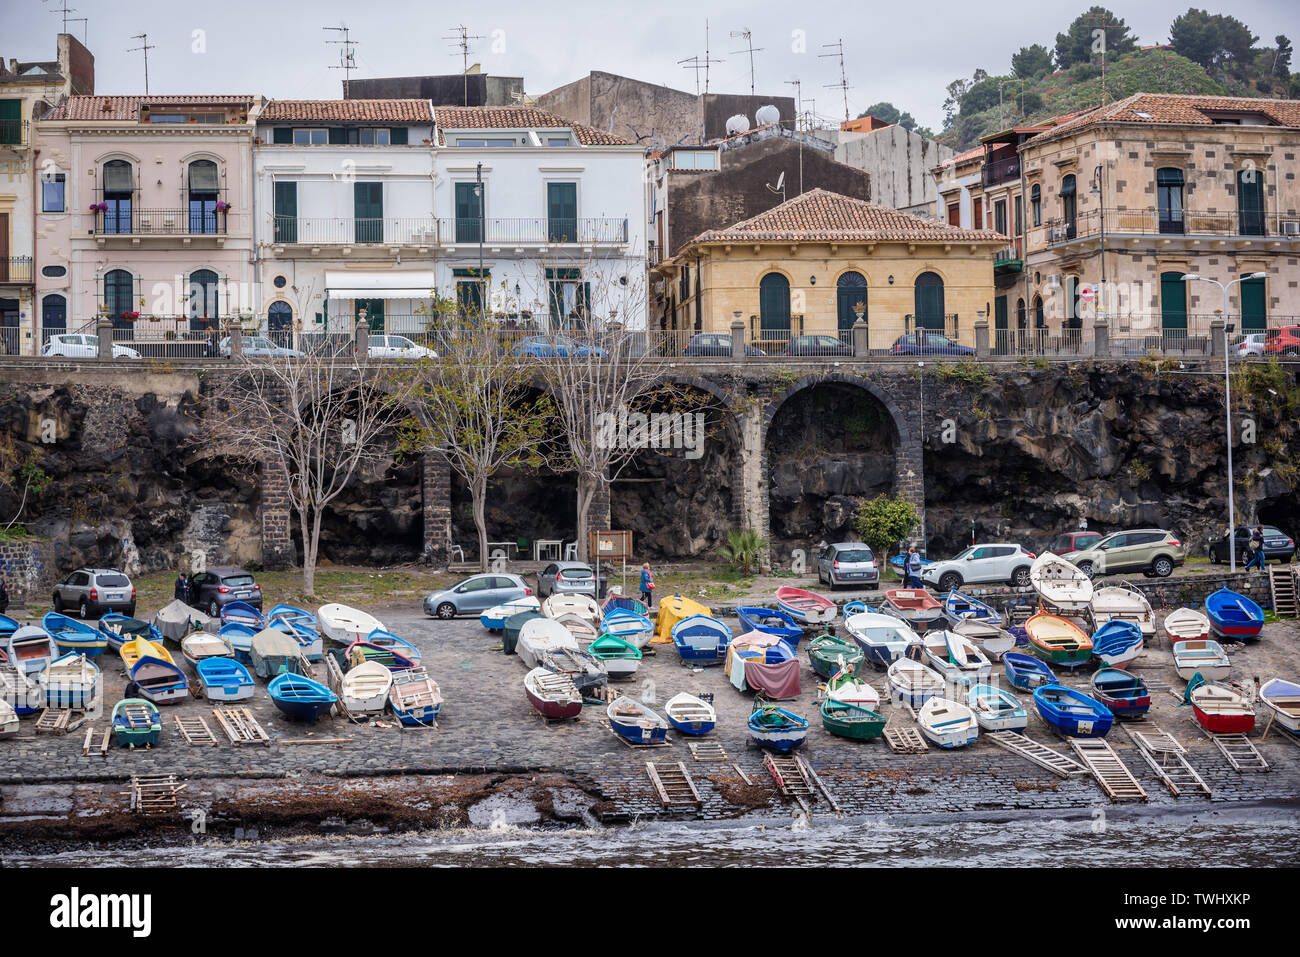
[774,587,836,625]
[1184,674,1256,734]
[524,667,583,720]
[881,589,946,634]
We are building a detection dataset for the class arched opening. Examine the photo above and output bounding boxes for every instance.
[102,159,133,234]
[759,272,790,336]
[914,271,945,332]
[836,271,867,332]
[104,269,134,328]
[187,160,220,234]
[1031,183,1041,227]
[41,294,67,344]
[267,301,293,347]
[1157,168,1185,234]
[187,269,219,331]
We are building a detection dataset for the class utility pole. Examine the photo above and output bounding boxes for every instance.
[1083,9,1121,105]
[127,33,155,95]
[729,29,764,100]
[444,25,485,107]
[820,39,851,123]
[324,25,359,90]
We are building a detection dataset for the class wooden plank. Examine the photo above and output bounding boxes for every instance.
[1121,724,1211,797]
[687,740,728,762]
[986,730,1089,777]
[99,726,111,755]
[278,737,353,745]
[81,726,94,756]
[1068,737,1148,802]
[796,755,842,816]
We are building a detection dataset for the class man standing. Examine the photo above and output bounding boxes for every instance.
[1244,525,1267,571]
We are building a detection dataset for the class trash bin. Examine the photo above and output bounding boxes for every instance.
[596,577,608,599]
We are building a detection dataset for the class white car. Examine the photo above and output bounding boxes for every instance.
[919,543,1037,591]
[368,335,437,359]
[43,334,141,359]
[1235,333,1267,358]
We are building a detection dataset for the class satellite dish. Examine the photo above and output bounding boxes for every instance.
[755,104,780,127]
[775,171,785,191]
[725,114,750,136]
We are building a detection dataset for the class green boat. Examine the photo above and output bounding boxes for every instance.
[588,633,642,680]
[503,610,546,656]
[807,633,864,679]
[820,697,885,740]
[112,698,161,749]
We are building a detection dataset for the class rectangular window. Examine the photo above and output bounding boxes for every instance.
[546,268,587,325]
[42,173,66,212]
[455,181,484,243]
[994,200,1007,236]
[547,137,570,147]
[1014,196,1022,236]
[453,269,489,319]
[0,98,20,145]
[273,181,297,243]
[359,128,391,145]
[292,128,328,145]
[455,138,486,147]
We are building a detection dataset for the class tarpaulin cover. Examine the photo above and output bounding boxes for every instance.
[653,595,711,644]
[152,600,212,643]
[742,659,801,699]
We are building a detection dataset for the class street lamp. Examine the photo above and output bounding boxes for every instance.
[474,161,485,322]
[1181,270,1268,574]
[1091,165,1107,320]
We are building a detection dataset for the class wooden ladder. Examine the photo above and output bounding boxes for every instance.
[764,753,815,817]
[323,653,346,694]
[127,773,186,814]
[645,761,703,810]
[1203,730,1269,772]
[1269,565,1298,618]
[1122,725,1211,797]
[986,730,1090,778]
[883,709,929,753]
[687,740,728,762]
[1068,738,1148,802]
[35,708,85,735]
[174,714,218,746]
[795,755,843,816]
[212,708,271,746]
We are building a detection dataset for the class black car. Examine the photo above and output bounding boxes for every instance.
[891,332,975,356]
[783,334,854,357]
[187,566,263,618]
[681,333,766,357]
[1209,525,1296,565]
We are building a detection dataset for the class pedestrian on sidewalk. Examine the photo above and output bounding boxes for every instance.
[904,545,922,589]
[174,572,189,602]
[1244,525,1267,571]
[639,563,656,608]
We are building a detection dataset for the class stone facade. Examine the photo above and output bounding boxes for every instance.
[0,536,54,602]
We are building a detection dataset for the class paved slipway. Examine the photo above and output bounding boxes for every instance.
[2,605,1299,859]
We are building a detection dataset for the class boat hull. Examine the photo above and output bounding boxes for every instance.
[1003,653,1055,691]
[525,687,582,720]
[272,698,333,724]
[1192,703,1255,735]
[820,701,884,740]
[609,718,668,744]
[1032,686,1114,737]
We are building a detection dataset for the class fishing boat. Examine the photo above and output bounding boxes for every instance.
[340,660,393,715]
[1032,685,1114,737]
[917,697,980,748]
[879,589,946,634]
[555,612,600,644]
[747,698,809,752]
[217,622,258,665]
[40,652,99,710]
[267,672,336,723]
[844,612,918,667]
[1259,678,1300,734]
[362,628,422,664]
[100,614,162,653]
[0,665,39,715]
[842,601,870,617]
[516,618,579,669]
[503,610,546,655]
[664,692,717,735]
[120,637,189,705]
[774,586,836,626]
[1029,552,1093,611]
[1025,610,1093,669]
[1204,588,1265,641]
[481,596,540,631]
[523,667,583,721]
[195,657,255,702]
[603,594,649,618]
[1090,619,1144,669]
[269,618,324,662]
[726,633,800,697]
[806,632,864,679]
[219,601,265,630]
[886,657,946,707]
[1003,652,1056,692]
[111,698,161,748]
[820,698,885,740]
[388,668,443,725]
[943,590,1004,627]
[542,593,603,627]
[250,627,303,679]
[1172,639,1231,682]
[0,614,19,641]
[539,647,607,697]
[607,696,669,745]
[1090,582,1156,639]
[587,634,642,680]
[966,684,1028,731]
[1163,607,1211,643]
[42,612,107,658]
[268,604,318,631]
[736,606,804,646]
[344,639,416,672]
[951,617,1017,659]
[1090,668,1151,720]
[670,614,732,664]
[654,594,711,643]
[6,626,57,678]
[919,631,992,686]
[825,666,880,710]
[152,600,212,644]
[1182,673,1256,734]
[600,609,655,649]
[317,603,385,645]
[0,698,17,738]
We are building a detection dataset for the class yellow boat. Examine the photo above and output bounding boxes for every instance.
[120,636,178,670]
[1025,610,1093,670]
[653,594,711,644]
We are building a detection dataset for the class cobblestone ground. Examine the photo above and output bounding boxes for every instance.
[2,605,1298,832]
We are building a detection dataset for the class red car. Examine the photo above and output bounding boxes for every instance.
[1263,325,1300,357]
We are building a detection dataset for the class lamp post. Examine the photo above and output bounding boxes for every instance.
[1181,271,1268,574]
[474,161,484,322]
[1091,164,1107,321]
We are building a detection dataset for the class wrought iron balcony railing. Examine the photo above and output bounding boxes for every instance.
[269,216,631,246]
[94,208,228,236]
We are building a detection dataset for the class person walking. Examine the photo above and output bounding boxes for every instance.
[639,563,656,608]
[0,576,8,615]
[904,545,922,589]
[1244,525,1267,571]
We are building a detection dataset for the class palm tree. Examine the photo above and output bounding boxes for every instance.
[718,528,769,575]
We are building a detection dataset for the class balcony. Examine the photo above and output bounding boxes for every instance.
[0,119,28,149]
[993,244,1023,276]
[93,208,228,242]
[0,256,33,284]
[1036,208,1298,248]
[981,153,1021,187]
[269,216,631,249]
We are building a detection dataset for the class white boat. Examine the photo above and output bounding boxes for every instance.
[0,698,17,738]
[825,672,880,710]
[917,696,980,748]
[180,632,233,669]
[844,612,918,667]
[6,626,57,678]
[1172,639,1231,682]
[481,596,540,630]
[1030,552,1093,611]
[887,657,946,707]
[40,652,99,710]
[317,603,385,646]
[920,631,992,686]
[542,593,603,626]
[1090,581,1156,638]
[663,692,717,735]
[0,664,39,715]
[951,618,1017,658]
[340,660,393,714]
[554,613,600,644]
[516,618,579,669]
[524,667,583,720]
[388,668,443,725]
[1259,678,1300,734]
[966,684,1029,732]
[1163,608,1211,643]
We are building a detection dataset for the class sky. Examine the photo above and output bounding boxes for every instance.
[3,0,1296,132]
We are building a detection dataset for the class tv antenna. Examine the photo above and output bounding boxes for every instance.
[786,79,802,129]
[1082,9,1121,105]
[729,28,764,99]
[443,25,485,106]
[127,33,155,95]
[679,22,724,99]
[820,39,852,123]
[324,25,359,89]
[44,1,87,42]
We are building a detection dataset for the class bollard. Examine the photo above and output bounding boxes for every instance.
[230,324,242,359]
[1092,318,1109,358]
[852,319,868,358]
[355,319,369,360]
[96,318,112,359]
[730,318,746,360]
[974,319,990,358]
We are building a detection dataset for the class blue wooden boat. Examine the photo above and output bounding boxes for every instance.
[670,614,732,664]
[345,639,416,671]
[217,622,258,665]
[664,692,716,735]
[363,628,422,664]
[99,614,161,653]
[196,657,255,702]
[603,595,650,618]
[1204,587,1264,641]
[220,601,265,630]
[747,698,809,752]
[943,590,1004,627]
[1032,684,1114,737]
[842,600,871,617]
[1091,668,1150,720]
[388,668,442,725]
[889,554,933,571]
[121,638,188,706]
[42,612,107,658]
[112,699,161,748]
[269,605,323,659]
[736,606,804,647]
[268,604,317,629]
[600,610,655,648]
[40,651,99,710]
[1003,651,1055,691]
[1091,619,1144,668]
[0,614,19,640]
[268,672,337,723]
[607,696,669,744]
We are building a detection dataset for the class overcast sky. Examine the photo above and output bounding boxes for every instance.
[4,0,1295,131]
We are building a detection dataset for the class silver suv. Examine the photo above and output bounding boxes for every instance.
[52,568,136,619]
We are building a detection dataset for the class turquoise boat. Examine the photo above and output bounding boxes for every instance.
[588,633,642,680]
[112,698,161,748]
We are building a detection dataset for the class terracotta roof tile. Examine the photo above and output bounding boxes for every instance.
[44,94,255,121]
[260,99,433,123]
[1032,93,1300,143]
[433,106,634,146]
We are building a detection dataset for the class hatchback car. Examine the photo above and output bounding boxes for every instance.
[536,562,597,598]
[1263,326,1300,357]
[187,566,263,617]
[1209,525,1296,565]
[919,543,1037,591]
[423,573,531,619]
[1064,529,1186,578]
[890,333,975,356]
[816,543,879,589]
[368,335,438,359]
[783,334,854,357]
[43,334,141,360]
[51,568,136,619]
[1234,333,1268,358]
[681,333,766,357]
[220,336,305,358]
[1049,530,1102,555]
[510,335,606,358]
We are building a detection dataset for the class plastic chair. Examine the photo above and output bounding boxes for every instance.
[449,543,465,562]
[563,542,578,561]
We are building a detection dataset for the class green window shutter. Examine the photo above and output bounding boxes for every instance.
[0,99,20,145]
[455,182,483,243]
[1240,275,1266,332]
[547,182,577,242]
[1237,170,1265,236]
[272,127,292,144]
[1160,271,1187,333]
[329,127,348,145]
[354,182,382,242]
[758,274,790,335]
[914,272,945,331]
[273,181,297,243]
[389,127,408,145]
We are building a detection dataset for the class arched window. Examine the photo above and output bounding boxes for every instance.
[1033,295,1045,328]
[102,160,133,234]
[267,301,293,346]
[104,269,134,328]
[1160,271,1187,335]
[836,271,867,332]
[1016,298,1026,329]
[188,160,220,234]
[758,273,790,336]
[1157,168,1184,234]
[1060,175,1076,239]
[41,294,67,340]
[1031,184,1041,227]
[187,269,220,331]
[1237,168,1265,236]
[913,271,945,332]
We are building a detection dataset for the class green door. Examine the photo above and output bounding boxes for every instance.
[273,181,297,243]
[1160,271,1187,334]
[758,273,790,335]
[1240,273,1266,332]
[455,182,483,243]
[0,99,20,145]
[547,182,577,242]
[355,299,384,334]
[836,272,867,331]
[1237,170,1265,236]
[354,182,383,243]
[914,272,945,331]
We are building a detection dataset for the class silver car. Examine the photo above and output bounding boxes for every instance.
[816,543,879,589]
[220,335,305,358]
[43,334,141,359]
[52,568,136,619]
[536,562,596,598]
[423,573,531,619]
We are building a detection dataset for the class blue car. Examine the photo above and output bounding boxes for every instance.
[890,332,975,356]
[510,335,607,358]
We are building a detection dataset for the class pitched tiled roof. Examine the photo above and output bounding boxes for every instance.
[44,95,255,121]
[686,188,1007,245]
[259,99,433,123]
[433,106,634,146]
[1032,93,1300,143]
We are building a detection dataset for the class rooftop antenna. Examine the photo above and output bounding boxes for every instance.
[1082,9,1121,105]
[729,28,764,100]
[785,79,802,130]
[127,33,155,95]
[44,1,87,43]
[820,38,852,123]
[443,25,485,106]
[324,25,359,90]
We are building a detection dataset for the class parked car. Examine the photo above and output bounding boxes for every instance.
[368,335,438,359]
[1048,530,1102,555]
[890,333,975,356]
[43,334,141,360]
[919,543,1037,591]
[219,336,305,358]
[510,335,606,358]
[1208,525,1296,565]
[1064,529,1186,578]
[816,543,879,589]
[1263,325,1300,357]
[784,334,854,357]
[187,566,263,617]
[681,333,766,357]
[423,573,531,619]
[536,561,597,598]
[51,568,136,619]
[1234,333,1268,358]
